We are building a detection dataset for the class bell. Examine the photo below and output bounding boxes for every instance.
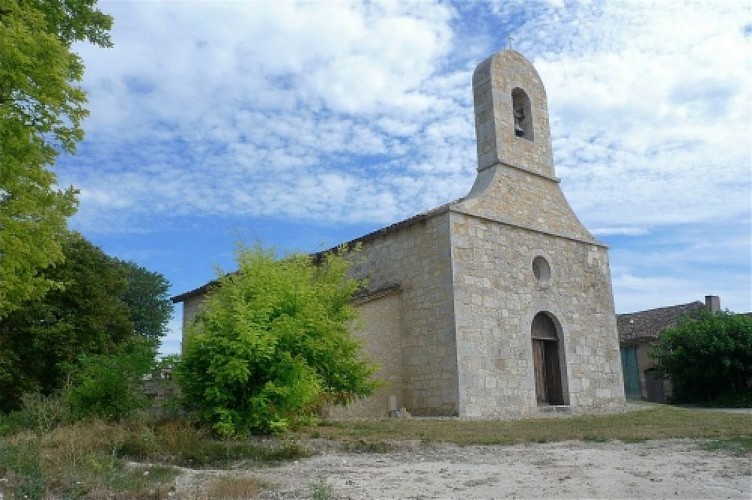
[515,123,525,137]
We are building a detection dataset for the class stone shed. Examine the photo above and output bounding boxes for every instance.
[173,49,626,418]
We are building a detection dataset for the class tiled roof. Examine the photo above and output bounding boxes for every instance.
[170,279,219,303]
[616,301,705,342]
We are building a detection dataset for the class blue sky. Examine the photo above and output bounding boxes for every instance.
[57,0,752,356]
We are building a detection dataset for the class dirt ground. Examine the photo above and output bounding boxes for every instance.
[175,438,751,499]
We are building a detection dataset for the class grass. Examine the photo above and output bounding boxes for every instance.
[0,421,180,499]
[304,405,752,448]
[203,474,269,499]
[1,405,749,498]
[702,436,752,456]
[116,417,313,467]
[0,414,311,499]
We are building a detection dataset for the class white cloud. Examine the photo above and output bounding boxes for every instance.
[528,1,751,232]
[58,0,750,316]
[64,0,470,231]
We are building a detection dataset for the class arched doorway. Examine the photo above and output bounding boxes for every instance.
[531,312,565,405]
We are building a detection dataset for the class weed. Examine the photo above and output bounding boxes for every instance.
[204,474,267,499]
[342,438,393,453]
[310,475,333,500]
[582,435,608,443]
[18,393,71,433]
[0,393,72,437]
[267,438,314,461]
[0,434,45,499]
[621,436,647,444]
[702,436,752,456]
[0,412,24,437]
[115,418,313,467]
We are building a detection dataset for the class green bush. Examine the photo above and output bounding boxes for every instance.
[706,391,752,408]
[177,244,379,435]
[63,338,154,421]
[652,309,752,403]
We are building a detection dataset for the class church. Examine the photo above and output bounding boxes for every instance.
[173,49,626,418]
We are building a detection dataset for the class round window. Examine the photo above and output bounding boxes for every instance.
[532,256,551,282]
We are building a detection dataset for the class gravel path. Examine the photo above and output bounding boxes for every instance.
[175,438,751,499]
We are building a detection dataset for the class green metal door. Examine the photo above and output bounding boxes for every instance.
[620,347,641,400]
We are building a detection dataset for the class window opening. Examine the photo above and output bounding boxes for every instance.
[511,87,534,141]
[532,256,550,282]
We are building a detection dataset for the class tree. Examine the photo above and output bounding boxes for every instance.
[177,244,379,436]
[0,0,112,317]
[0,232,172,411]
[652,309,752,403]
[0,232,130,410]
[116,259,173,344]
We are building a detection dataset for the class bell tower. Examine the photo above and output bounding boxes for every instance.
[472,50,554,179]
[460,49,594,243]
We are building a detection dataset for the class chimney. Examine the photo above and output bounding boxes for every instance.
[705,295,721,313]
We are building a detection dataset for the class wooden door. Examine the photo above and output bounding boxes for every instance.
[532,312,564,405]
[533,339,547,403]
[620,347,641,400]
[544,341,563,405]
[645,369,666,403]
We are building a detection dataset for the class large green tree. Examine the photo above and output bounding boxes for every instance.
[0,232,172,412]
[177,245,379,436]
[116,258,172,343]
[652,309,752,403]
[0,0,112,317]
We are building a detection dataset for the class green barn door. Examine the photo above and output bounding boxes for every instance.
[620,347,641,400]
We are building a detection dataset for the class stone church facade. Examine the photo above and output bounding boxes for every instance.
[174,50,625,418]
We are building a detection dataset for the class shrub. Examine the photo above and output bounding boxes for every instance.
[652,309,752,404]
[177,244,379,435]
[63,338,154,421]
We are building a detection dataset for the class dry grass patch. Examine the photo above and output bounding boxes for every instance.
[0,416,311,498]
[307,406,752,447]
[0,426,179,499]
[203,474,268,499]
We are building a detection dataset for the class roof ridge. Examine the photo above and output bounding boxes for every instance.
[617,300,704,317]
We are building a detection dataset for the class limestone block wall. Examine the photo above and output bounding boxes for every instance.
[179,295,204,352]
[348,211,459,416]
[460,165,594,243]
[450,210,624,417]
[326,290,403,418]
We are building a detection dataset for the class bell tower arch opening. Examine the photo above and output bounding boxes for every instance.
[511,87,533,141]
[531,312,568,405]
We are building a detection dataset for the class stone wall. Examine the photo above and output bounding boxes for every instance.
[325,289,404,418]
[450,210,624,417]
[348,211,459,416]
[461,165,595,243]
[179,294,204,352]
